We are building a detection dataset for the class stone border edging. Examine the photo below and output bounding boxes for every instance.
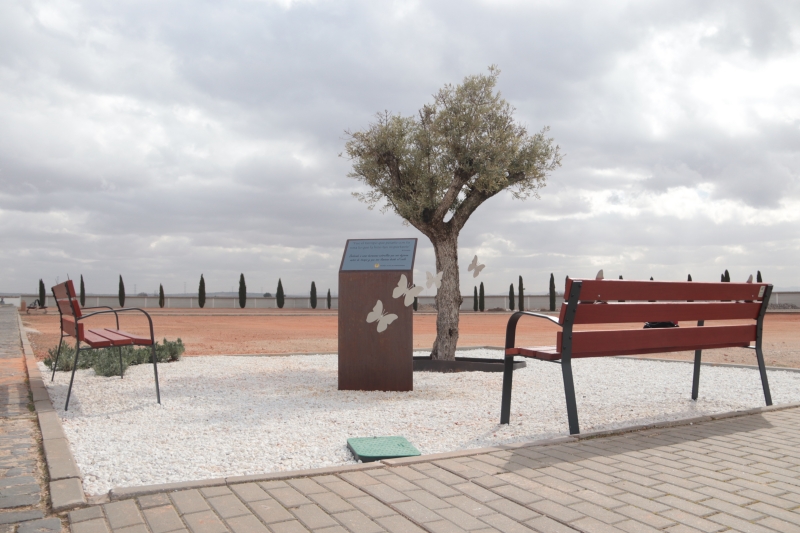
[17,313,86,512]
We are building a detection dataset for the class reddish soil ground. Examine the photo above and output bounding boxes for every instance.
[20,309,800,368]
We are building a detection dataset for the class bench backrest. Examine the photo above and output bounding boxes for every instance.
[556,279,771,358]
[52,281,84,339]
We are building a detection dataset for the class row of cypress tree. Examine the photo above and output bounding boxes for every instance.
[199,274,330,310]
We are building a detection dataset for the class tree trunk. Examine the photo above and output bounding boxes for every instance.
[430,232,461,361]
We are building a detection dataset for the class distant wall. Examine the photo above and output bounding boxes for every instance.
[14,292,800,311]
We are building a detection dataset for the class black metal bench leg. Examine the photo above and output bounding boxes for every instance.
[65,341,81,411]
[152,344,161,404]
[561,359,580,435]
[692,349,702,400]
[500,355,514,424]
[755,346,772,406]
[51,338,63,382]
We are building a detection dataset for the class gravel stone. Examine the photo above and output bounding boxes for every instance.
[39,351,800,495]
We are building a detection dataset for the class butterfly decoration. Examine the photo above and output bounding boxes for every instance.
[596,269,604,280]
[366,300,398,333]
[426,270,443,289]
[467,255,485,278]
[393,274,424,307]
[746,274,753,283]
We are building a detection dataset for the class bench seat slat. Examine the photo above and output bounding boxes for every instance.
[82,330,116,348]
[82,328,153,348]
[560,302,761,325]
[100,328,153,345]
[558,324,756,357]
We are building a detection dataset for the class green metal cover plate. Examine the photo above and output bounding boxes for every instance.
[346,436,421,462]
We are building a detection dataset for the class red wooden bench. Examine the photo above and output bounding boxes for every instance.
[500,278,773,434]
[50,280,160,411]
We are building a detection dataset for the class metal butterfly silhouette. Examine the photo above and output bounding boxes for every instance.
[467,255,485,278]
[366,300,398,333]
[426,271,443,289]
[393,274,423,307]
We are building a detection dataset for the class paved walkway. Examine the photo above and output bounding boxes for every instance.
[0,306,61,533]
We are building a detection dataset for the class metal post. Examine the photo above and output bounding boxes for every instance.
[51,338,63,382]
[755,285,773,405]
[152,344,161,404]
[561,281,582,435]
[65,341,81,411]
[691,320,704,400]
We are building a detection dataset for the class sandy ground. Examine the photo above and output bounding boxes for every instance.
[20,309,800,368]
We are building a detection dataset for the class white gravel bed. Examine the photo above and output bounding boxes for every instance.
[40,350,800,495]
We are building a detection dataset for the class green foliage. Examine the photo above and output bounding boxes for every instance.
[118,275,125,307]
[310,281,317,309]
[413,296,418,311]
[549,273,556,311]
[724,269,731,282]
[345,67,561,230]
[479,282,485,312]
[79,275,86,307]
[199,274,206,309]
[276,279,285,309]
[44,338,185,377]
[508,284,515,311]
[688,274,692,281]
[473,286,478,312]
[327,289,331,309]
[238,273,247,308]
[619,275,623,279]
[518,276,524,312]
[757,271,762,283]
[38,279,45,306]
[650,277,654,280]
[158,284,165,308]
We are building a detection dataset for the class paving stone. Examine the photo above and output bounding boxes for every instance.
[143,505,186,533]
[224,515,270,533]
[139,494,173,509]
[612,505,675,529]
[309,526,347,533]
[707,512,775,533]
[569,502,626,525]
[479,513,536,533]
[452,483,502,503]
[527,500,582,524]
[0,493,40,508]
[104,500,145,530]
[389,467,427,482]
[286,479,327,496]
[404,489,450,510]
[267,521,310,533]
[524,515,576,533]
[0,483,41,497]
[375,514,426,533]
[569,516,625,533]
[614,519,663,533]
[654,496,715,517]
[172,491,212,515]
[308,492,353,514]
[247,498,293,524]
[368,474,417,493]
[116,524,150,533]
[756,516,800,533]
[207,495,251,519]
[16,518,62,533]
[658,509,725,533]
[490,485,541,506]
[267,488,311,508]
[71,518,111,533]
[444,496,495,518]
[425,519,468,533]
[183,511,229,533]
[230,484,269,503]
[700,498,764,521]
[436,507,489,530]
[331,510,383,533]
[0,476,36,488]
[200,487,232,498]
[319,481,365,500]
[290,504,337,530]
[70,507,104,524]
[392,501,442,523]
[483,499,538,522]
[0,510,44,524]
[748,501,800,526]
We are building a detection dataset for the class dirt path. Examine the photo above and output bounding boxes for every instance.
[21,310,800,368]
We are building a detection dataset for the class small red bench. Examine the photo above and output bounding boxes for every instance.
[501,278,773,434]
[51,280,160,410]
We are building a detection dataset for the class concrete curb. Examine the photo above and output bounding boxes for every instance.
[17,313,86,511]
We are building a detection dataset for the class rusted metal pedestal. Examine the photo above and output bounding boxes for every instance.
[338,238,417,391]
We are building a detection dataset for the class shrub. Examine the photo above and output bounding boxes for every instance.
[44,338,185,377]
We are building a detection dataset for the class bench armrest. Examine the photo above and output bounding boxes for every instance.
[77,307,155,341]
[505,311,561,350]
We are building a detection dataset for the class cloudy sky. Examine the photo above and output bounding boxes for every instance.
[2,0,799,297]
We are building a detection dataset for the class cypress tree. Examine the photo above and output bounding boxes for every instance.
[479,282,485,312]
[509,284,515,311]
[327,289,331,309]
[118,275,125,307]
[619,275,623,279]
[310,281,317,309]
[518,276,524,312]
[38,279,45,306]
[757,271,762,283]
[650,276,654,280]
[276,279,285,309]
[720,273,725,282]
[688,274,692,281]
[79,275,86,307]
[198,274,206,308]
[473,286,478,312]
[238,274,247,308]
[549,273,556,311]
[724,269,730,282]
[159,284,165,308]
[413,297,418,311]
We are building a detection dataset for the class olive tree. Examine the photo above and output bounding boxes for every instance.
[345,68,561,360]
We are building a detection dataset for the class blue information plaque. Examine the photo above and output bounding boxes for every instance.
[340,239,417,271]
